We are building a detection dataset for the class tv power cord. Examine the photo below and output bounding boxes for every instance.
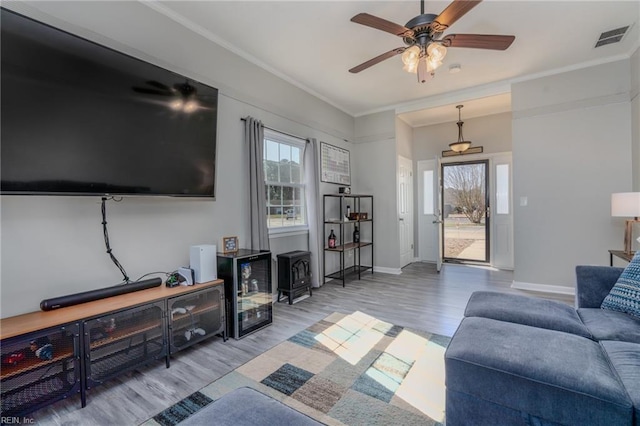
[101,196,130,283]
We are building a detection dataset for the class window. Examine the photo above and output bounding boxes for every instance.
[263,129,307,230]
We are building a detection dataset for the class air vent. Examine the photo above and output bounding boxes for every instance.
[595,26,629,48]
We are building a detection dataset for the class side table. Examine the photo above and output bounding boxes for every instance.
[608,250,635,266]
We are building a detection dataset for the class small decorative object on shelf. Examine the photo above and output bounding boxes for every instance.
[353,225,360,243]
[222,236,239,254]
[339,186,351,194]
[328,229,337,248]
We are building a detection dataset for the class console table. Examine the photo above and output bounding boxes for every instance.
[0,280,225,417]
[608,249,635,266]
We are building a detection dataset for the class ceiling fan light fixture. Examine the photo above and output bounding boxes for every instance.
[183,100,198,113]
[427,42,447,61]
[401,45,421,72]
[450,104,472,153]
[170,99,184,111]
[449,140,472,152]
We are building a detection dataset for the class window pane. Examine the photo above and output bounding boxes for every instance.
[269,185,282,204]
[496,164,509,214]
[263,131,307,229]
[423,170,434,214]
[291,164,301,183]
[265,140,279,162]
[279,160,291,183]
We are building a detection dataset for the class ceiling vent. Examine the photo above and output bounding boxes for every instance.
[595,26,629,48]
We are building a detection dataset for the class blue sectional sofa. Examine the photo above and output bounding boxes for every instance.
[445,266,640,426]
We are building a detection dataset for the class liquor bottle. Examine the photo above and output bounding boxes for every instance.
[328,229,337,248]
[353,225,360,244]
[346,205,351,220]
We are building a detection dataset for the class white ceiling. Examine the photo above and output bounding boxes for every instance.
[149,1,640,127]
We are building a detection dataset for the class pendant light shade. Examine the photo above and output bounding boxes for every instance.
[449,105,472,153]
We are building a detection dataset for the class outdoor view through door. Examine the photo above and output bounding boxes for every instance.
[442,160,489,263]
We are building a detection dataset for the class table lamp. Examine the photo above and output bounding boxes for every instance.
[611,192,640,254]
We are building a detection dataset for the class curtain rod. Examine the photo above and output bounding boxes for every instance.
[240,117,308,142]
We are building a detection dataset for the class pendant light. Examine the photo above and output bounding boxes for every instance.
[449,105,471,153]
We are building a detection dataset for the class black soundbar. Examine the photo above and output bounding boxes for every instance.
[40,278,162,311]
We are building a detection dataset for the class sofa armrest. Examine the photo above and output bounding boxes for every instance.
[575,265,624,308]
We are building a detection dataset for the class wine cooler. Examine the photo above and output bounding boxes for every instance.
[217,250,272,339]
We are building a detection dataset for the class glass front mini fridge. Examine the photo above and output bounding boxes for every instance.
[217,249,272,339]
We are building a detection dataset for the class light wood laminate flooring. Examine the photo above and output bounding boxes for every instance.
[30,262,572,425]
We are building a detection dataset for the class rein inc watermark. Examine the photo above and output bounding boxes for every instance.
[0,417,35,424]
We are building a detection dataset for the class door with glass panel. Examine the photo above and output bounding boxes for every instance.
[441,160,489,263]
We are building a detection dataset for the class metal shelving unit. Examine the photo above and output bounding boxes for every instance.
[323,194,373,286]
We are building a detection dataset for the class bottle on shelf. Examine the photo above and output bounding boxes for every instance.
[346,205,351,221]
[353,224,360,244]
[328,229,337,248]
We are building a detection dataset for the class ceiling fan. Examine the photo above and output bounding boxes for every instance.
[132,80,200,112]
[349,0,515,83]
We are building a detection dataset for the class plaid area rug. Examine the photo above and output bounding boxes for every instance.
[146,311,451,426]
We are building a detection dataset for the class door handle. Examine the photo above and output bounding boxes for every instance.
[432,220,443,224]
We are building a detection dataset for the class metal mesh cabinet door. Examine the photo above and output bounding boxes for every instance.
[84,301,166,389]
[1,323,81,416]
[167,284,226,354]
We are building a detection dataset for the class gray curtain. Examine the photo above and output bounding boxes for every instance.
[304,138,323,287]
[245,117,270,251]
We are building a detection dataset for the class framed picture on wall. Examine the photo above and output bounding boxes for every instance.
[321,142,351,185]
[222,236,239,253]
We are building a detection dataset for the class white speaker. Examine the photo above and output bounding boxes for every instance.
[189,245,217,283]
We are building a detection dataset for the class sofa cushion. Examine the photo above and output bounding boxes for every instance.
[464,291,592,338]
[601,341,640,426]
[601,252,640,318]
[179,387,322,426]
[578,308,640,344]
[445,317,633,426]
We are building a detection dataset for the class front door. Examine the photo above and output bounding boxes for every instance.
[441,160,489,263]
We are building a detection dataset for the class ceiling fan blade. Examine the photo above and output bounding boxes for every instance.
[349,47,406,74]
[441,34,515,50]
[351,13,413,37]
[430,0,482,32]
[132,87,174,96]
[145,80,172,91]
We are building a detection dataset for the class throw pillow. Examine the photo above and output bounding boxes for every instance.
[601,251,640,318]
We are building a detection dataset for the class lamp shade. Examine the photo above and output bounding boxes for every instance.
[611,192,640,217]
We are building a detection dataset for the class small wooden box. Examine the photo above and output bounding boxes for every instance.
[349,212,368,220]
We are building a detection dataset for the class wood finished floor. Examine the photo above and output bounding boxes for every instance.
[31,262,572,426]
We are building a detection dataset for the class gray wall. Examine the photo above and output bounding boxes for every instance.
[511,59,632,290]
[0,2,354,317]
[412,112,513,159]
[632,48,640,191]
[352,111,401,272]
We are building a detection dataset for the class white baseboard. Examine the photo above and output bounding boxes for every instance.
[373,266,402,275]
[511,281,575,296]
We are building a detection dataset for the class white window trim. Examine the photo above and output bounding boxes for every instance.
[264,129,308,235]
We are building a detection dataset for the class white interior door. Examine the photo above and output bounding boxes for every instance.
[398,156,414,268]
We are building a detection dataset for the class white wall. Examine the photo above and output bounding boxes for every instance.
[511,59,632,291]
[0,2,354,317]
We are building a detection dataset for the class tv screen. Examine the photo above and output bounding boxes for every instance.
[1,8,218,197]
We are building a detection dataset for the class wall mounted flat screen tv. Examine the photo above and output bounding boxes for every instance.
[1,8,218,197]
